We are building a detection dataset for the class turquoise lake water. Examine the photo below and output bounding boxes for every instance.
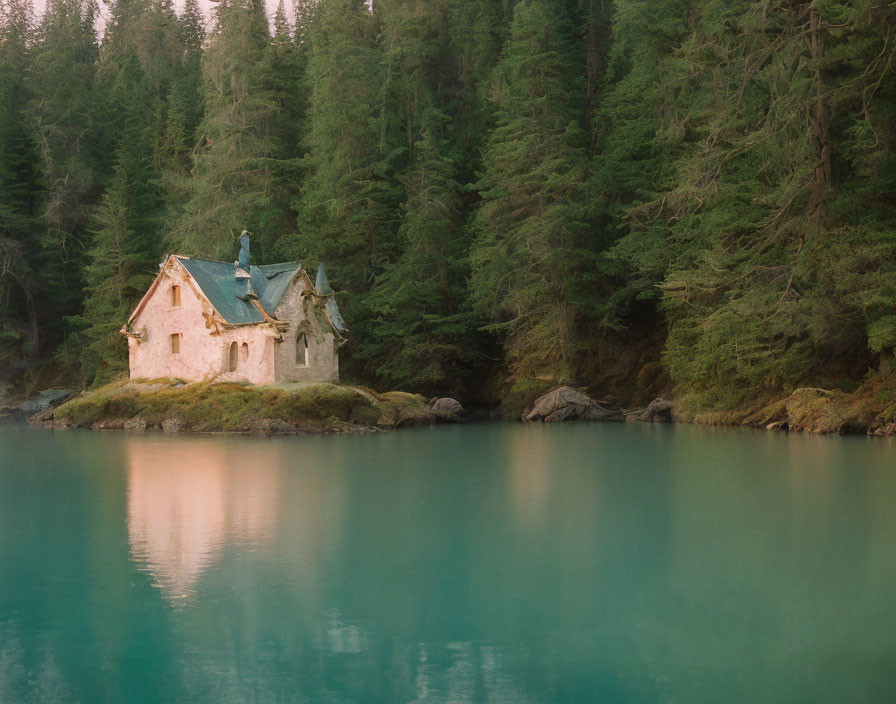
[1,422,895,703]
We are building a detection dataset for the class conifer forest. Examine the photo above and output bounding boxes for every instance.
[1,0,895,412]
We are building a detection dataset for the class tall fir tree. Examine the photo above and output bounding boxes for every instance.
[155,0,205,202]
[620,0,896,407]
[27,0,102,360]
[78,73,162,384]
[296,0,402,366]
[584,0,689,332]
[469,0,591,385]
[73,0,178,384]
[0,0,42,361]
[169,0,285,261]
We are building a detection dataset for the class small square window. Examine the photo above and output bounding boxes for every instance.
[170,333,180,354]
[170,285,181,307]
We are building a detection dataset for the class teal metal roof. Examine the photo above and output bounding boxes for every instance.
[176,257,302,325]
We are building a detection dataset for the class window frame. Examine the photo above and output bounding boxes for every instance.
[296,332,310,367]
[228,341,238,372]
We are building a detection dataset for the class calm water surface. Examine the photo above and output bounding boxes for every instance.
[1,423,895,703]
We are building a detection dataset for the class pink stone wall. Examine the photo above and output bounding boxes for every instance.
[127,259,339,385]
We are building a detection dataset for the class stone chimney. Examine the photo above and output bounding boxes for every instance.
[234,230,254,300]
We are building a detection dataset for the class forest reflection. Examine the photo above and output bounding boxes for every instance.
[4,425,896,702]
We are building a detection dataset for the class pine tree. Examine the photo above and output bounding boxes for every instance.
[156,0,204,186]
[169,0,286,261]
[292,0,319,43]
[444,0,505,196]
[469,0,591,385]
[262,0,306,257]
[295,0,402,351]
[78,105,162,384]
[27,0,102,359]
[363,108,478,393]
[0,0,42,361]
[349,0,472,392]
[584,0,689,332]
[599,0,896,406]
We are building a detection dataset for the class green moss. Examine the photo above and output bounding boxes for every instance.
[48,380,431,433]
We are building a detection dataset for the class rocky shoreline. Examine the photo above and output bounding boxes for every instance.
[517,382,896,437]
[5,377,896,437]
[17,380,465,435]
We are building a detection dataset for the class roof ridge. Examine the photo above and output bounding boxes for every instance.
[175,255,303,273]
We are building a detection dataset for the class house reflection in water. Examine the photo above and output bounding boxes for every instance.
[126,438,281,599]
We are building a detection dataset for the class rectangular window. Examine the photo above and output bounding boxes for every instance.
[296,333,309,366]
[170,333,180,354]
[171,285,181,307]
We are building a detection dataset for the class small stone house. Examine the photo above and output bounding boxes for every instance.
[121,234,347,385]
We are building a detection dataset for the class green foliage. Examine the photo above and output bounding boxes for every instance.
[363,108,479,395]
[77,98,163,385]
[3,0,896,410]
[470,0,591,382]
[295,0,402,297]
[0,0,42,360]
[169,0,289,261]
[593,0,896,407]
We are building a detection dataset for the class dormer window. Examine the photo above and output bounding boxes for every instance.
[170,285,181,307]
[296,333,309,367]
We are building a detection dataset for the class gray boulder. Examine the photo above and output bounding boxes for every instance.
[524,386,622,423]
[20,389,74,415]
[626,397,674,423]
[429,397,464,422]
[161,418,184,433]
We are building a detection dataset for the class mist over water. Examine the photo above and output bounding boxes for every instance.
[1,423,895,702]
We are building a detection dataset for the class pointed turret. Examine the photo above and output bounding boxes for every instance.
[316,263,347,334]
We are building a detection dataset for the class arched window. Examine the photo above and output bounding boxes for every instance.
[170,285,181,307]
[240,342,249,363]
[228,342,238,372]
[296,332,309,367]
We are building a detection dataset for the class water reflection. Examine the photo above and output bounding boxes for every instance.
[508,425,554,526]
[0,626,75,704]
[126,438,282,599]
[409,642,531,704]
[3,424,896,703]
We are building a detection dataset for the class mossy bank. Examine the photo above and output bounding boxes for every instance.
[33,380,446,434]
[686,372,896,436]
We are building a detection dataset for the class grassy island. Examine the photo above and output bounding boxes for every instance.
[36,380,440,434]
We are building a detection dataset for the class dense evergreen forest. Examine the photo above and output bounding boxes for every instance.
[1,0,895,412]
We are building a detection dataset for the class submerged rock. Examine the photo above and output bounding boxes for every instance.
[429,397,464,422]
[524,387,622,423]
